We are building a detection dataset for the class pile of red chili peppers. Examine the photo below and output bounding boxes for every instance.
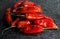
[3,0,58,34]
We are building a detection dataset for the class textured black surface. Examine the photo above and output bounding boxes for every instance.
[0,0,60,39]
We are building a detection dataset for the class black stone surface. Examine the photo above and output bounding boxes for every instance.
[0,0,60,39]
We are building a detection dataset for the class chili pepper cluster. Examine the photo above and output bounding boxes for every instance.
[5,0,58,34]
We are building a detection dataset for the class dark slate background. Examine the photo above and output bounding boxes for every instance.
[0,0,60,39]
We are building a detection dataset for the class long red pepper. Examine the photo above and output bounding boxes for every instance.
[5,8,12,23]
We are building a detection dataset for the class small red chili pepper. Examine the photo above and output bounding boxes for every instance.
[5,8,12,22]
[26,13,46,20]
[19,25,43,34]
[35,18,58,29]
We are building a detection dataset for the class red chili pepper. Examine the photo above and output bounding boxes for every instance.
[14,2,21,8]
[42,18,58,29]
[35,18,58,29]
[17,20,43,34]
[26,13,46,20]
[22,1,35,7]
[20,25,43,34]
[5,8,12,22]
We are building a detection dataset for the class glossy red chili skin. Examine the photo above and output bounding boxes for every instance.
[17,20,43,34]
[17,20,30,28]
[34,17,58,28]
[26,13,46,20]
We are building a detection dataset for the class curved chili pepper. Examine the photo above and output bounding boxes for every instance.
[20,25,43,34]
[35,18,58,29]
[26,13,46,20]
[42,18,58,29]
[17,20,43,34]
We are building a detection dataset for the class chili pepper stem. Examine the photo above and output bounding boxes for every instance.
[43,28,58,30]
[11,13,25,17]
[2,26,16,35]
